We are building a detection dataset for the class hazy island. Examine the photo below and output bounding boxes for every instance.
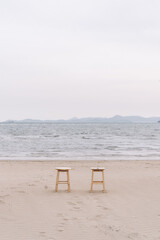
[1,115,160,123]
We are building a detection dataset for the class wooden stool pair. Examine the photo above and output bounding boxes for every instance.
[55,167,105,192]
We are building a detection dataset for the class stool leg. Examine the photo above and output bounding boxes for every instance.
[55,170,59,192]
[102,170,105,192]
[91,170,94,192]
[67,170,71,192]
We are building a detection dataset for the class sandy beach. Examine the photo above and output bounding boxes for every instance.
[0,160,160,240]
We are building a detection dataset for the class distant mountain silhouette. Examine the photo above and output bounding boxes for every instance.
[1,115,160,123]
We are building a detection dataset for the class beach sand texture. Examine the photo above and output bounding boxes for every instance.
[0,160,160,240]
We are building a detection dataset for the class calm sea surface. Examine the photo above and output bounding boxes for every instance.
[0,123,160,160]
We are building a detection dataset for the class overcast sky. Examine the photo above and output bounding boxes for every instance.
[0,0,160,120]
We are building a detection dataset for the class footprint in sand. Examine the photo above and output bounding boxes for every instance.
[0,194,10,198]
[67,201,76,206]
[39,232,46,236]
[128,232,139,239]
[17,190,26,193]
[0,199,5,204]
[67,201,81,210]
[73,206,80,210]
[102,206,108,210]
[57,225,64,232]
[97,205,108,211]
[77,200,83,204]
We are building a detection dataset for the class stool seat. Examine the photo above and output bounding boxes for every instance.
[91,167,105,170]
[55,167,71,192]
[56,167,71,171]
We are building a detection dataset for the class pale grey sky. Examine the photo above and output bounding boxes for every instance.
[0,0,160,120]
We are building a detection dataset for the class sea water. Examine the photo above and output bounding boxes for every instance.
[0,123,160,160]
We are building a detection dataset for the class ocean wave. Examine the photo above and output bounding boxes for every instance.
[0,123,160,160]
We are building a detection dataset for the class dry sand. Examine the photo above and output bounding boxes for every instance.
[0,160,160,240]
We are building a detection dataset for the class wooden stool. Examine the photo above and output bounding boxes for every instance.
[55,167,71,192]
[90,167,105,192]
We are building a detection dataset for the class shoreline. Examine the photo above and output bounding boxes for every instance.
[1,159,160,162]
